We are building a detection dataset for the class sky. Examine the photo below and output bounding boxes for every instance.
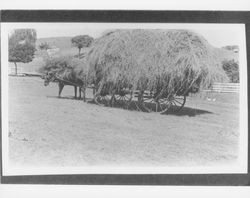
[6,23,245,48]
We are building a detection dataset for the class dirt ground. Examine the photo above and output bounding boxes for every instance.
[8,76,239,167]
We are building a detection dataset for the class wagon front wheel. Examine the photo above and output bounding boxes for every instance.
[94,94,111,106]
[110,93,132,109]
[167,95,186,113]
[142,97,171,113]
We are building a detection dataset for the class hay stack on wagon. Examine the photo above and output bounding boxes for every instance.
[86,29,228,97]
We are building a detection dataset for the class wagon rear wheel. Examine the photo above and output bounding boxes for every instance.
[142,97,171,113]
[142,95,186,114]
[165,95,186,113]
[167,95,186,113]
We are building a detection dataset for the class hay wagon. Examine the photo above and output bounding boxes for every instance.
[42,29,227,115]
[83,29,227,113]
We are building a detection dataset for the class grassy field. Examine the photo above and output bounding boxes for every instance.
[7,36,240,168]
[8,76,239,167]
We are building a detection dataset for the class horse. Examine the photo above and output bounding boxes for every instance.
[43,72,86,101]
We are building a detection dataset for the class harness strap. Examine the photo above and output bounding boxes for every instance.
[54,74,84,87]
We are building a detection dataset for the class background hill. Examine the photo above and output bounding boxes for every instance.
[215,47,239,62]
[37,37,73,50]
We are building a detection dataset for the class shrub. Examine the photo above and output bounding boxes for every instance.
[222,59,239,83]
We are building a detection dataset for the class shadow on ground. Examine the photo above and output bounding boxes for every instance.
[47,95,213,116]
[87,98,212,116]
[47,96,84,101]
[166,106,212,116]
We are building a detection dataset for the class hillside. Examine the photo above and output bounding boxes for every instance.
[215,48,239,62]
[37,37,73,50]
[36,37,91,58]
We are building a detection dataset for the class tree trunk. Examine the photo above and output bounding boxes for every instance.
[78,48,81,58]
[14,62,17,75]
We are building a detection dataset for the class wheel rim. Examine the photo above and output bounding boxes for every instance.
[111,92,132,109]
[94,94,110,106]
[168,95,186,113]
[142,94,186,114]
[142,97,171,113]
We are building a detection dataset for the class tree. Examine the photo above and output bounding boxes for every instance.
[39,42,51,51]
[9,29,37,75]
[71,35,94,58]
[222,59,239,83]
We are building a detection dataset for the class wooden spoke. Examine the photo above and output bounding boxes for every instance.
[111,92,132,109]
[141,93,185,114]
[94,94,111,106]
[168,95,186,113]
[173,99,183,105]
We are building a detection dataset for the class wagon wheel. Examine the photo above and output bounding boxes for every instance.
[142,94,186,114]
[94,93,111,106]
[142,96,171,113]
[110,90,133,109]
[167,95,186,113]
[131,91,145,111]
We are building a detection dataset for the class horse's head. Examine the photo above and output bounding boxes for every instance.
[44,72,56,86]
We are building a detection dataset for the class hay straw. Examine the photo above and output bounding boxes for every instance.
[86,29,228,96]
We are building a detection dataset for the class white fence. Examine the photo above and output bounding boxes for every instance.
[204,83,240,93]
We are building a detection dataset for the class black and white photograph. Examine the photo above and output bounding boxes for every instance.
[1,21,248,176]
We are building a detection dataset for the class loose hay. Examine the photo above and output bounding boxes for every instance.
[86,29,228,96]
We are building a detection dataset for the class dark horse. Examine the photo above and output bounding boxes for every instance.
[43,72,85,100]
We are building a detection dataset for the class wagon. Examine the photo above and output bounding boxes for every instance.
[90,82,187,114]
[83,29,224,114]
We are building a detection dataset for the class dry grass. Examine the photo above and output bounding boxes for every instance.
[87,30,228,96]
[8,77,239,167]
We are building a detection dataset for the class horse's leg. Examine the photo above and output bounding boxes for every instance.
[58,82,64,98]
[84,88,86,102]
[92,87,96,102]
[74,86,77,99]
[82,87,86,102]
[79,87,82,99]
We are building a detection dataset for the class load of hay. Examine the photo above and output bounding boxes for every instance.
[86,29,228,97]
[39,55,87,85]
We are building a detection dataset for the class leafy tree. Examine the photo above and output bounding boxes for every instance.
[222,59,239,83]
[9,29,37,75]
[71,35,94,58]
[39,42,51,50]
